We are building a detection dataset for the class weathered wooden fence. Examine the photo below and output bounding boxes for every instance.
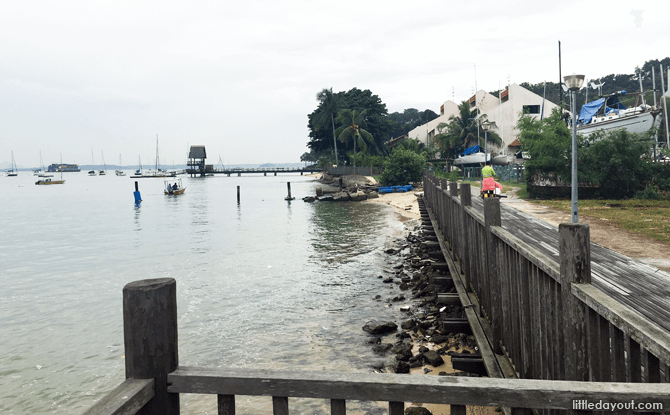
[422,172,670,388]
[82,274,670,415]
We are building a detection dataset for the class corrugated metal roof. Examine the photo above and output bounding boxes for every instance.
[189,145,206,159]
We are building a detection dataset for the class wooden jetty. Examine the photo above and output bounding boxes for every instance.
[186,166,322,177]
[83,172,670,414]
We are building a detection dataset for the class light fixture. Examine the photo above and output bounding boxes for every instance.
[563,74,585,91]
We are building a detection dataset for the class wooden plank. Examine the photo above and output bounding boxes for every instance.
[647,352,661,383]
[572,284,670,366]
[530,265,542,379]
[519,256,532,379]
[611,324,626,382]
[167,366,670,410]
[630,337,642,382]
[451,405,466,415]
[598,313,612,382]
[81,378,154,415]
[587,307,601,381]
[489,226,561,282]
[218,394,235,415]
[273,396,289,415]
[331,399,346,415]
[389,401,404,415]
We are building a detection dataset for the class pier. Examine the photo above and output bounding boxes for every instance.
[185,166,322,177]
[82,172,670,415]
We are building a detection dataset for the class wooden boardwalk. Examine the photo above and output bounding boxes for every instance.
[469,192,670,334]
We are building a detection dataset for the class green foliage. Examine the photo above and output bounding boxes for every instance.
[388,108,439,138]
[635,183,662,200]
[307,88,392,157]
[433,101,501,159]
[579,129,653,198]
[379,148,426,186]
[335,109,377,166]
[350,153,384,168]
[518,108,573,184]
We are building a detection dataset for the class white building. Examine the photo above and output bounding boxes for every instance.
[408,83,560,156]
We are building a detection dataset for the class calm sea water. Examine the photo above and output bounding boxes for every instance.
[0,171,414,414]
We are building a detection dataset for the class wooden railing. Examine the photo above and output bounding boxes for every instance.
[422,172,670,387]
[81,275,670,414]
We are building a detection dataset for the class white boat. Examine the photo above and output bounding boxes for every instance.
[6,151,18,176]
[115,154,126,176]
[99,151,107,175]
[491,153,514,166]
[452,145,490,167]
[35,151,54,177]
[164,178,186,195]
[576,92,663,137]
[130,136,177,178]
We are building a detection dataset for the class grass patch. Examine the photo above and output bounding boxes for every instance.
[530,199,670,243]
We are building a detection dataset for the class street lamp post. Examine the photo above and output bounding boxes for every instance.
[564,73,585,223]
[481,121,494,166]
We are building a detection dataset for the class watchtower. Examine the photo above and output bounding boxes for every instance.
[188,146,206,177]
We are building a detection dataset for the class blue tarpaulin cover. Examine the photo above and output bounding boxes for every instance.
[460,145,481,156]
[578,96,627,125]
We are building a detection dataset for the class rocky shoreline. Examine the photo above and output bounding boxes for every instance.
[362,197,481,378]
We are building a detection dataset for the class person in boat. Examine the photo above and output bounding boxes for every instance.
[172,183,179,191]
[480,164,502,197]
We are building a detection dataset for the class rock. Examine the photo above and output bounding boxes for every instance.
[430,334,449,344]
[366,358,387,370]
[399,282,409,291]
[349,190,368,201]
[372,343,393,354]
[423,368,432,374]
[405,407,432,415]
[362,320,398,334]
[400,319,415,330]
[382,277,394,283]
[384,248,396,254]
[399,305,411,312]
[423,350,444,367]
[391,342,414,361]
[303,196,316,202]
[396,331,411,340]
[366,191,379,199]
[385,356,410,374]
[316,187,323,196]
[332,191,350,202]
[418,346,429,354]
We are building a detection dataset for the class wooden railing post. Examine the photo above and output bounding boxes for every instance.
[123,278,180,414]
[460,183,471,287]
[559,223,591,382]
[449,182,459,259]
[483,197,502,353]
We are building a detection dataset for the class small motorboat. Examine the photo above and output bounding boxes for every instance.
[164,178,186,195]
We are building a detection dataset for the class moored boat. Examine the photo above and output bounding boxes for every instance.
[36,178,65,185]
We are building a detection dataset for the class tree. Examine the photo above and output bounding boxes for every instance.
[335,109,374,170]
[379,147,426,185]
[313,88,339,165]
[388,108,439,138]
[432,101,501,159]
[307,88,393,157]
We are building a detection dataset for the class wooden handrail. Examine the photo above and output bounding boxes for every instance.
[166,366,670,410]
[81,378,154,415]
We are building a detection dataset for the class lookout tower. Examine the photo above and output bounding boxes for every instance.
[188,145,207,177]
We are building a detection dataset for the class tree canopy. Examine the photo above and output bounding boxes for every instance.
[307,88,394,160]
[387,108,439,138]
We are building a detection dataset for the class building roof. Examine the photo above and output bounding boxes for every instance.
[189,145,206,159]
[508,139,522,147]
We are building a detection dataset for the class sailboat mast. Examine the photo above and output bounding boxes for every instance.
[155,134,159,171]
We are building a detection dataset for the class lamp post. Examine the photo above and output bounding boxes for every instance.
[564,73,585,223]
[481,121,494,166]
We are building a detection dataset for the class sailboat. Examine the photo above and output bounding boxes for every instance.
[115,154,126,176]
[36,154,65,185]
[130,135,176,178]
[88,150,97,176]
[99,151,107,175]
[34,151,54,176]
[6,151,18,176]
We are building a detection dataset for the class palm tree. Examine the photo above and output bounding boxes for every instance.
[335,109,374,172]
[313,88,339,165]
[434,101,501,158]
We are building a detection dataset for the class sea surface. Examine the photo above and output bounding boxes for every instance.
[0,171,415,414]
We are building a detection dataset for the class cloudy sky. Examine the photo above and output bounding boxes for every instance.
[1,0,665,168]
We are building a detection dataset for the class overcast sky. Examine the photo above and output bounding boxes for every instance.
[1,0,666,168]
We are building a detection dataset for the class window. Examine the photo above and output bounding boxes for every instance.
[523,105,541,114]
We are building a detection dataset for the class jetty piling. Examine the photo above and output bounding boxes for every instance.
[285,182,295,200]
[133,181,142,203]
[237,186,240,203]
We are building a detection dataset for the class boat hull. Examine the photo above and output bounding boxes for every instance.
[453,153,490,168]
[36,179,65,185]
[577,110,661,137]
[164,188,186,195]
